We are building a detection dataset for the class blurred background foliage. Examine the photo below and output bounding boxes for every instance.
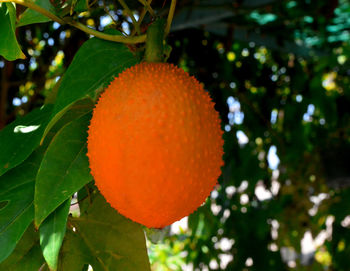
[0,0,350,270]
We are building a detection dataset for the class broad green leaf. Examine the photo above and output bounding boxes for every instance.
[44,98,94,145]
[42,38,138,142]
[58,195,151,271]
[0,150,44,263]
[35,112,92,227]
[40,199,70,271]
[17,0,56,27]
[0,224,46,270]
[49,98,95,134]
[0,99,93,264]
[0,3,25,60]
[0,104,53,177]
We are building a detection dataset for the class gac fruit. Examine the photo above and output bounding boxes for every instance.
[87,62,224,228]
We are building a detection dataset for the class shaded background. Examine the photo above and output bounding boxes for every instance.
[1,0,350,270]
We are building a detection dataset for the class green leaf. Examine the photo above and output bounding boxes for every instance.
[39,199,70,271]
[59,194,151,271]
[17,0,57,27]
[0,104,53,177]
[35,112,92,227]
[0,3,25,60]
[42,38,138,142]
[0,150,44,263]
[49,98,94,134]
[0,224,46,271]
[74,0,88,13]
[0,99,93,266]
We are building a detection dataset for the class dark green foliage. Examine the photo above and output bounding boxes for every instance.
[0,150,43,263]
[0,105,52,176]
[0,224,46,271]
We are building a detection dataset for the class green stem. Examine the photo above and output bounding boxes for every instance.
[144,18,165,63]
[165,0,176,36]
[69,20,146,44]
[0,0,147,44]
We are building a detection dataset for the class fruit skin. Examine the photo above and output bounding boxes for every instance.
[87,62,224,228]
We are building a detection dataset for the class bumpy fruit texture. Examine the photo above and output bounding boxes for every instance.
[87,62,224,228]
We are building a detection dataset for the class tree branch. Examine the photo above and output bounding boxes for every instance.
[67,20,146,43]
[0,0,147,44]
[138,0,155,17]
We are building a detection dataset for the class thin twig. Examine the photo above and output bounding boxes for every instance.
[165,0,176,35]
[88,0,98,8]
[85,184,92,204]
[138,0,155,17]
[131,0,154,36]
[131,0,153,36]
[117,0,140,34]
[68,20,146,43]
[38,263,47,271]
[70,195,89,206]
[102,0,118,25]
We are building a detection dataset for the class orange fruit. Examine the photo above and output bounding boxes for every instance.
[87,62,224,228]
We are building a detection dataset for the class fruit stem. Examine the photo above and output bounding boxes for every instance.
[144,18,166,63]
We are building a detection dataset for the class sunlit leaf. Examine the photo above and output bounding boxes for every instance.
[0,150,44,263]
[39,199,70,271]
[0,105,53,177]
[0,3,25,60]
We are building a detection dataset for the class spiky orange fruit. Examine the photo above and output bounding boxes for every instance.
[87,62,224,228]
